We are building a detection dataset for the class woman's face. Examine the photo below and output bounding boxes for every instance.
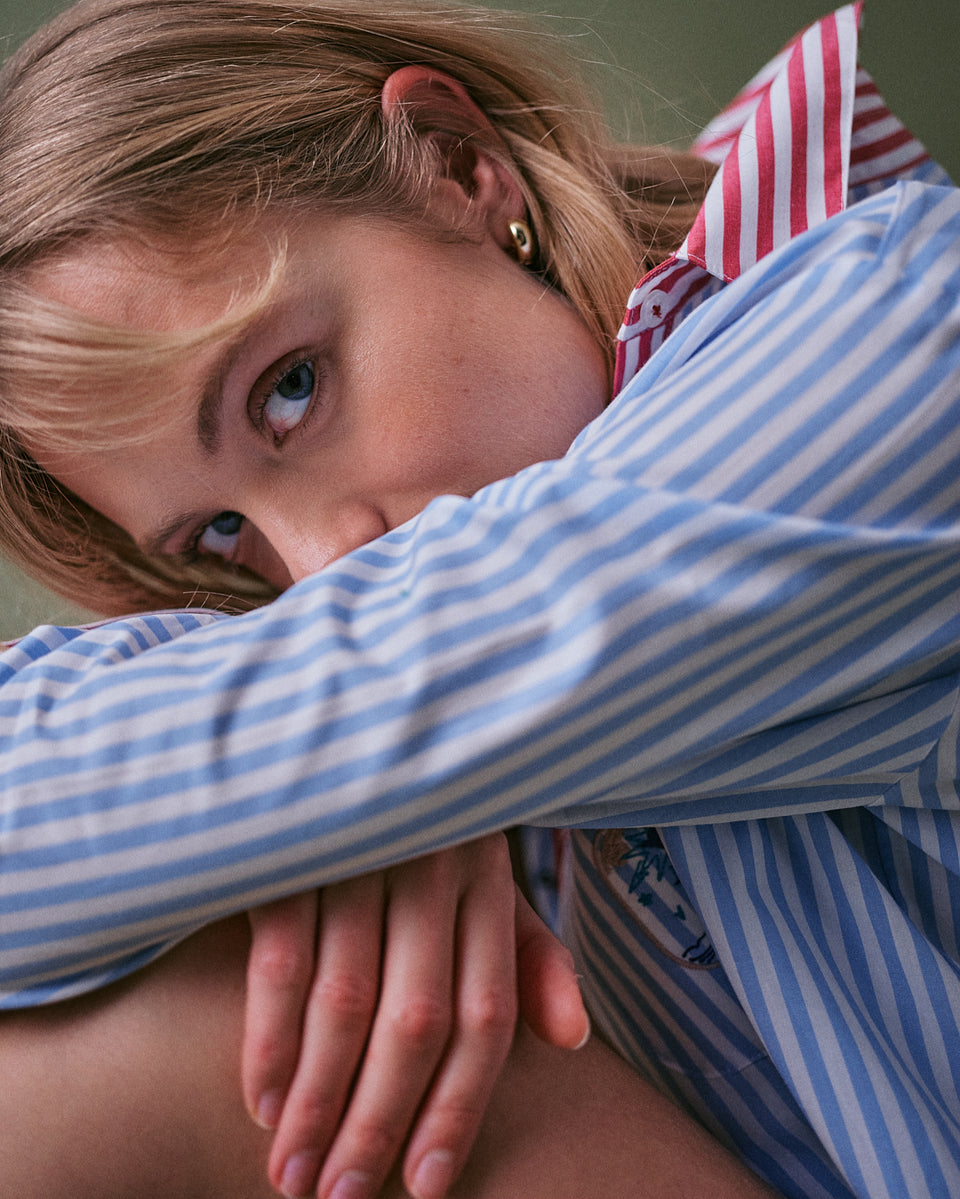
[33,212,608,589]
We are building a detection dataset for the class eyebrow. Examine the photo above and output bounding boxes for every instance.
[196,334,245,456]
[197,375,222,456]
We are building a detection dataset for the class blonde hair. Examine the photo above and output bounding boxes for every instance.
[0,0,712,615]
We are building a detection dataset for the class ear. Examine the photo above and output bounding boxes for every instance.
[380,65,525,250]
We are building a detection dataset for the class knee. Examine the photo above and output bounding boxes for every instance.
[0,918,273,1199]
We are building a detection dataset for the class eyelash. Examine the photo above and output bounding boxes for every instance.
[182,512,242,566]
[252,355,319,443]
[182,355,320,565]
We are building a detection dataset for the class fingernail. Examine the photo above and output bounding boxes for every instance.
[410,1149,456,1199]
[328,1170,374,1199]
[280,1151,321,1199]
[574,1013,592,1050]
[255,1089,283,1129]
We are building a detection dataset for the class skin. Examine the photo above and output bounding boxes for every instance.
[0,916,781,1199]
[36,201,607,588]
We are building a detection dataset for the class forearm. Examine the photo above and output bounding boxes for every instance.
[0,917,779,1199]
[4,186,959,1008]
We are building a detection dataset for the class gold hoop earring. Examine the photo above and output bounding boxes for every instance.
[508,218,535,265]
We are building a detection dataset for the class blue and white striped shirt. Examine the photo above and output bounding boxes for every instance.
[1,8,958,1196]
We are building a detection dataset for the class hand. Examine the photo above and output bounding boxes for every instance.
[241,833,588,1199]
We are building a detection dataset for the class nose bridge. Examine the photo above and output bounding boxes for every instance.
[253,494,388,583]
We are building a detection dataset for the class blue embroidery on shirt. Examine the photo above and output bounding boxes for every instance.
[593,828,718,969]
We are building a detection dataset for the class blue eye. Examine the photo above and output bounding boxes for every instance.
[262,360,315,436]
[198,510,243,559]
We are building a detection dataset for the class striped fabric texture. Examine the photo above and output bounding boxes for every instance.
[1,7,958,1196]
[613,1,951,393]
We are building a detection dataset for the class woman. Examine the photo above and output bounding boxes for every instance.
[0,1,958,1197]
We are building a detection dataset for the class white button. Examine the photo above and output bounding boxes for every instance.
[638,288,670,330]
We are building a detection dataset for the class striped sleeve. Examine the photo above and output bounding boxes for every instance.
[1,180,958,1006]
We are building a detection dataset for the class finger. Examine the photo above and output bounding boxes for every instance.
[514,885,590,1050]
[243,891,320,1130]
[266,872,386,1199]
[315,852,465,1199]
[401,846,518,1199]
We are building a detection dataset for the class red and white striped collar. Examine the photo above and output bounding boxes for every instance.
[613,2,949,393]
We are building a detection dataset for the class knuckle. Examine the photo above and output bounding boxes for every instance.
[285,1086,340,1134]
[346,1117,403,1168]
[388,996,450,1046]
[245,1030,285,1074]
[461,987,515,1040]
[313,971,378,1023]
[432,1095,487,1141]
[250,940,312,991]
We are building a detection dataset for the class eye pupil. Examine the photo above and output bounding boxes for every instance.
[211,511,243,536]
[277,363,314,400]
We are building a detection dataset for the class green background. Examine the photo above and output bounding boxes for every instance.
[0,0,956,633]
